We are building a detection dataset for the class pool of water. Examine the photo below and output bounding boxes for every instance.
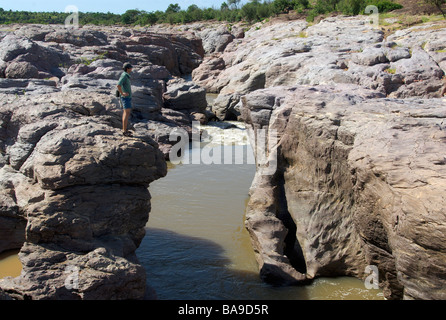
[0,250,21,279]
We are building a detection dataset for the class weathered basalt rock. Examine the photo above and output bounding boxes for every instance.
[0,22,210,299]
[241,84,446,300]
[0,94,167,300]
[0,23,210,159]
[163,78,208,113]
[194,17,446,120]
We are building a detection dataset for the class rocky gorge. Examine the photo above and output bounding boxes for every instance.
[0,13,445,300]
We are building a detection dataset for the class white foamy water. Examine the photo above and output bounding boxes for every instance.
[200,121,250,147]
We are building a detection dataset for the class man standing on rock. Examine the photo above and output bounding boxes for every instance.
[117,63,133,137]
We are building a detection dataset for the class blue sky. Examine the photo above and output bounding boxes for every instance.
[0,0,236,14]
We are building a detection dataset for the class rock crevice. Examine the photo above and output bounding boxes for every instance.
[241,85,446,300]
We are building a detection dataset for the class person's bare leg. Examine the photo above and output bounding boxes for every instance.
[123,109,131,134]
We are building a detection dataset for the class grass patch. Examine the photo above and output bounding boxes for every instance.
[379,12,446,38]
[75,51,108,66]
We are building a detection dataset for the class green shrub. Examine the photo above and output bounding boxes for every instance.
[311,0,403,18]
[365,0,403,13]
[311,0,340,14]
[306,9,319,22]
[337,0,364,15]
[241,2,258,22]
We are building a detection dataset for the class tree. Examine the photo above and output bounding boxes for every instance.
[187,5,203,21]
[138,12,159,25]
[241,0,260,22]
[273,0,295,14]
[121,9,141,24]
[424,0,446,18]
[166,3,181,14]
[187,4,199,12]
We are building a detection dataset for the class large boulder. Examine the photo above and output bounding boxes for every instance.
[191,53,226,93]
[4,61,39,79]
[163,78,207,113]
[199,25,235,54]
[241,84,446,300]
[0,94,167,300]
[121,33,203,76]
[0,34,70,79]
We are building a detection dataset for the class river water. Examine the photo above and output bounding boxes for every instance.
[135,121,385,300]
[0,121,384,300]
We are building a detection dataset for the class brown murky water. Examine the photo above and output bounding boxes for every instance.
[0,250,21,279]
[0,121,384,300]
[136,122,385,300]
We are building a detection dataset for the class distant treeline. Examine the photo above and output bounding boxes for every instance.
[0,0,405,26]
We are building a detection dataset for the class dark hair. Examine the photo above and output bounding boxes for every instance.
[123,63,133,71]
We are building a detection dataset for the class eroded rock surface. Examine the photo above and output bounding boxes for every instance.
[241,85,446,300]
[0,23,208,299]
[0,23,209,158]
[0,94,167,300]
[193,17,446,120]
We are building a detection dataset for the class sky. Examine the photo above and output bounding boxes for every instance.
[0,0,235,14]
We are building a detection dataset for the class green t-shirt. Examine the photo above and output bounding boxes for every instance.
[118,72,132,98]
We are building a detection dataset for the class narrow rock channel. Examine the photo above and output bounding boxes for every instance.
[135,121,384,300]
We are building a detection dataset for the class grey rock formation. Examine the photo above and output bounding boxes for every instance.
[0,24,204,80]
[44,28,109,47]
[0,22,210,299]
[0,34,70,79]
[0,23,210,159]
[163,78,208,113]
[199,25,235,54]
[5,61,39,79]
[194,17,446,120]
[241,84,446,300]
[0,94,167,300]
[229,19,445,299]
